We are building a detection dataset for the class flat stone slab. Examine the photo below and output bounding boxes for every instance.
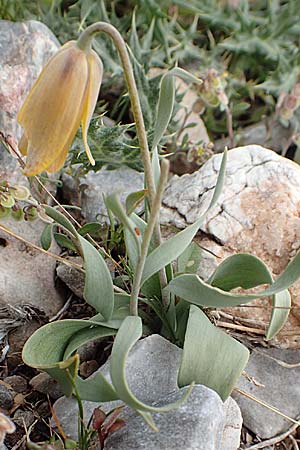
[235,348,300,439]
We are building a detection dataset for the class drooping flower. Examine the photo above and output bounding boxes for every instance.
[18,41,103,176]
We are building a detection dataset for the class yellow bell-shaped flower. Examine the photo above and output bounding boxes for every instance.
[18,41,103,176]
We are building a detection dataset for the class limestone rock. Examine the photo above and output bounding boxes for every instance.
[235,348,300,439]
[160,145,300,348]
[62,167,144,224]
[105,386,225,450]
[53,335,242,449]
[0,20,59,183]
[56,257,85,299]
[0,217,64,353]
[0,217,63,316]
[214,120,293,154]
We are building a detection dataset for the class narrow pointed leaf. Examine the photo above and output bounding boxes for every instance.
[151,67,202,150]
[141,149,227,285]
[78,235,114,320]
[266,290,291,340]
[125,189,147,216]
[105,192,142,253]
[151,74,175,150]
[44,205,77,236]
[151,146,161,189]
[179,305,249,401]
[110,317,193,416]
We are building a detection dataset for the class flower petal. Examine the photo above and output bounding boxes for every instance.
[81,50,103,166]
[18,133,28,156]
[19,43,89,175]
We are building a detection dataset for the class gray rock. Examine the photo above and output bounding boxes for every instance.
[53,335,242,449]
[222,397,243,450]
[3,376,27,393]
[0,20,59,183]
[56,256,115,299]
[56,257,85,298]
[13,410,35,428]
[214,120,293,154]
[0,384,14,410]
[30,372,63,400]
[105,385,225,450]
[62,167,144,223]
[235,348,300,439]
[0,217,64,317]
[161,145,300,348]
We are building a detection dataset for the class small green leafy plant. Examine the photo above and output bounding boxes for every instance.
[19,22,300,446]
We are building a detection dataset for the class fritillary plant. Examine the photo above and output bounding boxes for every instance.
[15,22,300,446]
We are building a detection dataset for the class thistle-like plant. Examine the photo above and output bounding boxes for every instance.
[18,21,300,444]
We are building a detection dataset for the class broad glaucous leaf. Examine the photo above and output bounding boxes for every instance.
[166,252,300,338]
[78,235,114,321]
[178,305,249,401]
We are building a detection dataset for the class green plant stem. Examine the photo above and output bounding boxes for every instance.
[77,23,156,205]
[77,22,167,298]
[129,159,169,315]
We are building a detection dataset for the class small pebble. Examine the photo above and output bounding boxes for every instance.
[3,376,28,393]
[30,372,63,400]
[13,410,35,428]
[79,360,99,378]
[0,384,14,410]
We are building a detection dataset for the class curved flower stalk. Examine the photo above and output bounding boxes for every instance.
[18,41,103,176]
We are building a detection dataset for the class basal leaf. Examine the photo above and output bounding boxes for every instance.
[22,320,93,396]
[266,289,291,340]
[44,205,77,236]
[177,242,201,274]
[151,67,202,150]
[166,251,300,311]
[78,235,114,320]
[178,305,249,401]
[76,372,119,403]
[208,253,292,339]
[110,316,193,426]
[22,319,119,401]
